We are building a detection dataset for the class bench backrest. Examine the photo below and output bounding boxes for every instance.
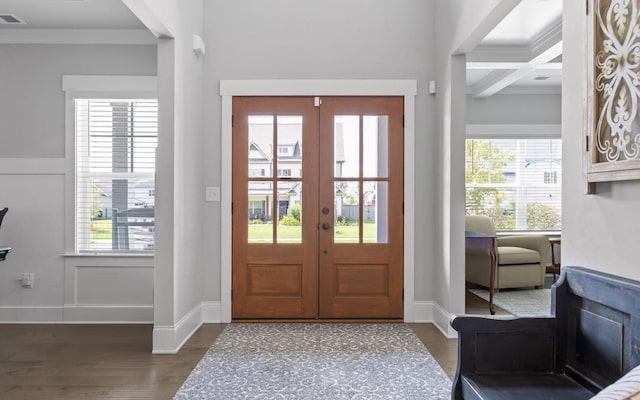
[553,267,640,392]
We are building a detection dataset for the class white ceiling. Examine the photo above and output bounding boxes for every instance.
[0,0,144,29]
[467,0,563,96]
[1,0,562,96]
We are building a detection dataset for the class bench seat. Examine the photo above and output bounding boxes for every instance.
[450,267,640,400]
[461,374,595,400]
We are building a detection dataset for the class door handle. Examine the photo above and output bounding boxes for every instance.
[321,222,331,230]
[322,207,330,215]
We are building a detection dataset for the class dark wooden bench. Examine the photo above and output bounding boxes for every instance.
[450,266,640,400]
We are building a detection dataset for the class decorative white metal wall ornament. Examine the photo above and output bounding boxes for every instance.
[586,0,640,190]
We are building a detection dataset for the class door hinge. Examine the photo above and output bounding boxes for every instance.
[402,289,404,301]
[402,115,405,128]
[314,96,321,107]
[231,201,234,214]
[402,202,404,215]
[232,115,234,127]
[586,136,590,152]
[586,0,589,15]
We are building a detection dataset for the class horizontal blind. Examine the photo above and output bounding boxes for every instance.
[465,138,561,232]
[76,99,158,252]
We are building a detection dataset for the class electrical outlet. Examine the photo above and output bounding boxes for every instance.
[21,273,34,288]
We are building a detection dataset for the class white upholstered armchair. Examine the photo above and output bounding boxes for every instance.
[465,215,550,291]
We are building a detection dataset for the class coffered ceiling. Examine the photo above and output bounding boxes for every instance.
[466,0,563,96]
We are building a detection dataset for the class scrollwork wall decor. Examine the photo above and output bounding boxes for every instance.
[586,0,640,187]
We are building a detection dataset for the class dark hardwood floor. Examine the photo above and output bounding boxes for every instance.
[0,291,499,399]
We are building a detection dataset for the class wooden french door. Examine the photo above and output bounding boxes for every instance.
[232,96,403,319]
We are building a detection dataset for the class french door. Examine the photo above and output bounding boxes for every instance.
[232,96,403,319]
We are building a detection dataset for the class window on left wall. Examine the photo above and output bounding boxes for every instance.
[75,98,158,252]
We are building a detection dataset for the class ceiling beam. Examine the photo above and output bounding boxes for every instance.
[467,61,562,70]
[470,19,562,97]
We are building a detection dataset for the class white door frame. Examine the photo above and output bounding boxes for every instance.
[219,80,417,322]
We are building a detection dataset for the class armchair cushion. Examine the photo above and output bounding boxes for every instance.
[498,246,540,265]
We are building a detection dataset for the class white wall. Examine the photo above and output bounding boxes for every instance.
[124,0,207,353]
[202,0,438,309]
[562,0,640,281]
[433,0,521,334]
[0,43,156,322]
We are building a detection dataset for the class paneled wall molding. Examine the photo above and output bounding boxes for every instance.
[63,259,154,324]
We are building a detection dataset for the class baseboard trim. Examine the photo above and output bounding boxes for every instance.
[413,301,457,339]
[152,302,203,354]
[431,302,458,339]
[0,306,64,323]
[202,301,221,322]
[413,301,434,322]
[63,305,153,323]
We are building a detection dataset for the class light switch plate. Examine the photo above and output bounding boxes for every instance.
[205,186,220,202]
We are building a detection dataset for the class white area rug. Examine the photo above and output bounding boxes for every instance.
[173,323,452,400]
[469,288,552,316]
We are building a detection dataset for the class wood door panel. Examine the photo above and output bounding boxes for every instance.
[247,264,303,296]
[335,264,390,295]
[233,96,403,320]
[318,97,404,319]
[232,97,318,319]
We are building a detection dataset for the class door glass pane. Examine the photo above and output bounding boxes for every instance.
[364,181,388,243]
[248,116,273,177]
[277,181,302,243]
[277,116,302,178]
[334,181,359,243]
[334,116,359,178]
[248,181,273,243]
[363,115,388,178]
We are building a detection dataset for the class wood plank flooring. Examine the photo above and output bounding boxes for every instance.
[0,291,498,400]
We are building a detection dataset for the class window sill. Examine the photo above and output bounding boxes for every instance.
[497,231,561,239]
[62,252,154,258]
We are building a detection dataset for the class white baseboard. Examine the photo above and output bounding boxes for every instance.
[202,301,221,322]
[152,302,203,354]
[0,305,154,324]
[0,306,63,323]
[413,301,435,322]
[413,301,457,339]
[63,305,153,323]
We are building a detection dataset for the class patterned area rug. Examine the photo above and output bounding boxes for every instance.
[173,323,452,400]
[469,288,552,316]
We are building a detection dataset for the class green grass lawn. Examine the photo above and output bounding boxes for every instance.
[92,219,381,243]
[248,220,378,243]
[90,219,112,240]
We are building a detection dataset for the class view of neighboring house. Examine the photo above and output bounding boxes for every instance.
[247,116,303,221]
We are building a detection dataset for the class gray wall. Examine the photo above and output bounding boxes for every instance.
[202,0,438,302]
[1,44,156,157]
[562,0,640,281]
[0,43,157,322]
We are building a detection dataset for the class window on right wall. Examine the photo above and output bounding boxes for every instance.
[465,137,562,232]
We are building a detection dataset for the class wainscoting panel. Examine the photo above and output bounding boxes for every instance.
[64,256,154,322]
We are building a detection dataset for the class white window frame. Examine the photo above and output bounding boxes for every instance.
[465,124,562,233]
[63,75,157,254]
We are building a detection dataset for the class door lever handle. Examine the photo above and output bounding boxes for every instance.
[321,222,331,230]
